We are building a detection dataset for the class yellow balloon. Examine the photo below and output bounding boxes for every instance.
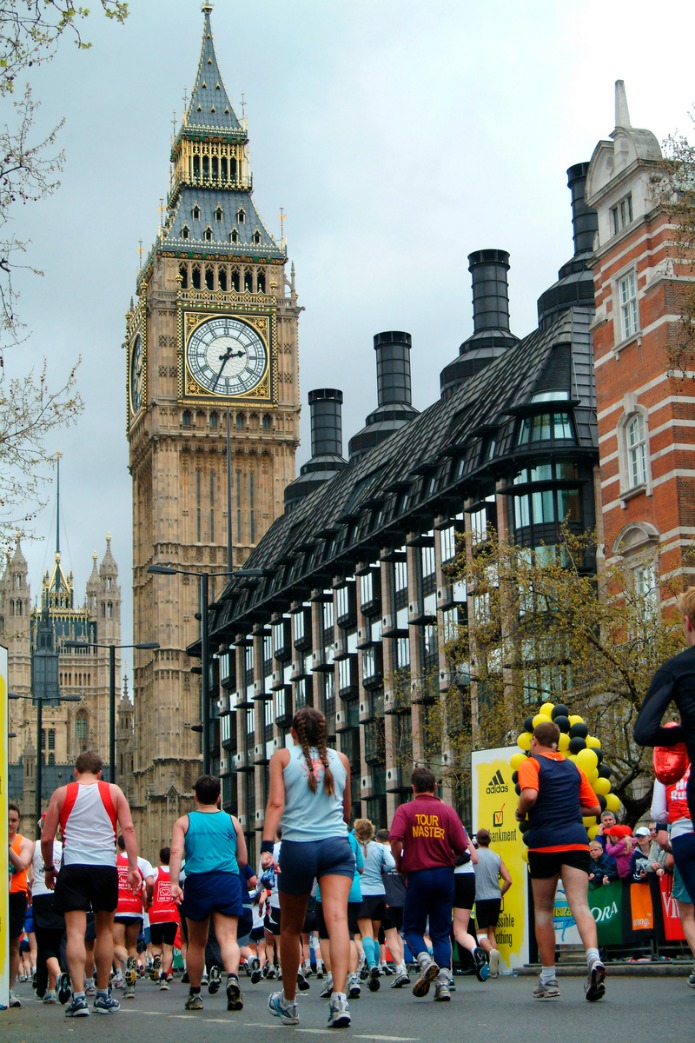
[605,793,621,813]
[558,732,570,751]
[540,702,555,719]
[586,735,601,749]
[569,714,585,726]
[518,732,532,751]
[576,748,599,773]
[587,825,600,840]
[583,816,598,829]
[521,847,529,863]
[593,776,611,795]
[533,713,552,728]
[510,752,527,771]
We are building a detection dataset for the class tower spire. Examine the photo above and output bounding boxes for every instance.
[185,3,241,133]
[615,79,631,129]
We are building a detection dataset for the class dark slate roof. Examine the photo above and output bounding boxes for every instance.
[209,301,597,639]
[185,6,242,136]
[162,187,285,261]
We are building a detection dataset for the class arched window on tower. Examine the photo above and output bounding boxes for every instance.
[192,265,202,290]
[252,230,261,245]
[215,206,223,222]
[262,414,272,431]
[230,229,239,244]
[618,403,650,497]
[193,155,200,179]
[192,205,201,221]
[220,157,228,181]
[179,264,189,289]
[257,271,266,293]
[182,410,192,428]
[243,269,253,292]
[231,268,240,291]
[212,156,218,180]
[204,227,213,243]
[230,157,237,180]
[181,225,190,240]
[218,268,227,291]
[76,710,88,750]
[205,264,214,289]
[237,207,246,224]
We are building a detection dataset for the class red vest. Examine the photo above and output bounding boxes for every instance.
[149,866,179,924]
[667,765,691,823]
[116,851,144,915]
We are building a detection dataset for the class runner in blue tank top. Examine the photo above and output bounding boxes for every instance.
[169,775,247,1015]
[262,707,354,1029]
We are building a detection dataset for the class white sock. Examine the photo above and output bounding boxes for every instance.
[586,948,600,966]
[540,966,556,985]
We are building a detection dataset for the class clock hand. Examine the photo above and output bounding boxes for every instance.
[213,347,234,389]
[221,349,245,360]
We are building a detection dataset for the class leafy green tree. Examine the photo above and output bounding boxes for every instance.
[435,527,686,825]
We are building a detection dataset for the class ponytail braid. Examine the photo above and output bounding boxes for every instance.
[294,713,318,792]
[316,723,335,797]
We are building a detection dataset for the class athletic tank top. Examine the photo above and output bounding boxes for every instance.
[116,851,144,914]
[9,835,29,893]
[60,781,118,866]
[281,744,348,843]
[149,866,179,923]
[184,810,238,874]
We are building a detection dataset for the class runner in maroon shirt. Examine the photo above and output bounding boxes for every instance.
[389,767,468,1002]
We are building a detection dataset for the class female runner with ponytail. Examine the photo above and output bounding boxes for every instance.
[262,707,354,1029]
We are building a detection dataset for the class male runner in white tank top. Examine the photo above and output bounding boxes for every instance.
[41,749,139,1018]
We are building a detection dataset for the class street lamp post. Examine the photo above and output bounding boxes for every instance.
[63,640,160,784]
[147,564,265,774]
[9,691,81,825]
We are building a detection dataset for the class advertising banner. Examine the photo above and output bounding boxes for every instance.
[1,644,9,1010]
[658,872,687,942]
[588,880,623,946]
[471,746,529,970]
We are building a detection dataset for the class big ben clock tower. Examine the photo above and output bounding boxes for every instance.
[126,3,300,846]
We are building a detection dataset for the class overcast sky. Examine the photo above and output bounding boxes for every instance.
[4,0,694,655]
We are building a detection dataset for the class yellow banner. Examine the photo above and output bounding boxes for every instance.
[471,746,529,970]
[1,644,9,1009]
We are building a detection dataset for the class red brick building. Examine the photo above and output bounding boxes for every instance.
[587,81,695,602]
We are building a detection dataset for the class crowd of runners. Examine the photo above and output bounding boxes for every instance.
[7,584,695,1028]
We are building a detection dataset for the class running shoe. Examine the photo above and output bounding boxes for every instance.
[368,965,381,992]
[181,971,190,984]
[251,967,263,985]
[275,964,282,980]
[94,990,121,1014]
[297,969,311,992]
[151,954,162,982]
[124,985,136,1000]
[226,974,244,1011]
[208,965,222,994]
[111,971,125,990]
[57,971,72,1004]
[489,948,501,978]
[268,991,299,1025]
[348,973,361,998]
[390,971,410,989]
[265,964,275,979]
[43,989,58,1004]
[316,963,325,980]
[532,976,560,999]
[381,962,394,976]
[327,994,351,1029]
[434,980,451,1002]
[448,976,456,992]
[84,978,96,996]
[585,960,606,1002]
[472,946,490,982]
[160,977,170,991]
[184,991,204,1010]
[8,990,21,1008]
[201,972,208,986]
[688,971,695,989]
[65,995,90,1017]
[320,975,334,998]
[125,955,138,988]
[412,957,439,998]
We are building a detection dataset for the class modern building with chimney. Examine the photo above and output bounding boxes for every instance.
[204,157,601,853]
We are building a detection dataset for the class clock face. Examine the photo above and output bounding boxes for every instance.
[130,333,143,415]
[186,316,268,397]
